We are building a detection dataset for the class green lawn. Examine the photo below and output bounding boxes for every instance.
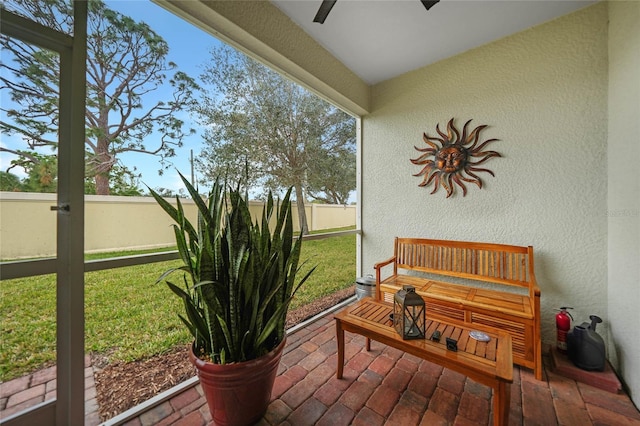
[0,233,356,381]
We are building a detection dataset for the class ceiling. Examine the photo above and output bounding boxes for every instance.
[271,0,596,85]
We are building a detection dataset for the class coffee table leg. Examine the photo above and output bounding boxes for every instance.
[336,319,344,379]
[493,381,511,426]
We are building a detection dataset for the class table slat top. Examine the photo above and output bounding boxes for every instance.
[335,298,513,382]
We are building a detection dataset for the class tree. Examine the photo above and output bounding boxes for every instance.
[18,152,58,193]
[0,0,199,195]
[102,165,143,196]
[306,144,356,205]
[3,152,143,194]
[0,171,23,192]
[195,45,355,234]
[149,186,186,198]
[83,164,143,196]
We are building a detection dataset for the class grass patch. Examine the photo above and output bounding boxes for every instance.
[0,233,355,381]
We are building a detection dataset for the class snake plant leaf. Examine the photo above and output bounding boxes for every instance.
[178,172,212,228]
[240,329,255,360]
[255,298,290,348]
[155,267,184,285]
[260,197,272,254]
[166,281,210,351]
[281,190,294,259]
[176,314,197,339]
[175,195,199,256]
[197,281,230,355]
[266,190,274,217]
[147,187,197,242]
[215,312,236,363]
[245,280,261,347]
[173,225,196,279]
[291,263,316,299]
[272,190,291,247]
[199,242,214,283]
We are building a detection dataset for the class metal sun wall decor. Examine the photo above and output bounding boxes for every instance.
[411,118,501,198]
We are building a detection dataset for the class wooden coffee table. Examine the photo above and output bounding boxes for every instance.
[334,298,513,425]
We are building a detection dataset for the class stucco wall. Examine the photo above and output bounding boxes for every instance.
[607,1,640,404]
[362,2,608,355]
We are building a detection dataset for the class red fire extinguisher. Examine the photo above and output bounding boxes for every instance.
[556,307,573,353]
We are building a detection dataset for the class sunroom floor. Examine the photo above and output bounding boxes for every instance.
[111,308,640,426]
[2,303,639,426]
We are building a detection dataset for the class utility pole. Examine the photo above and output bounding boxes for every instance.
[190,149,194,185]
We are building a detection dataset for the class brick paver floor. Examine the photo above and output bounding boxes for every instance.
[2,309,639,425]
[0,354,100,425]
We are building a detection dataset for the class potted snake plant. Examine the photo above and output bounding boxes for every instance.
[149,173,314,426]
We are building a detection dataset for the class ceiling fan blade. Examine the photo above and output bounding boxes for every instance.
[420,0,440,11]
[313,0,337,24]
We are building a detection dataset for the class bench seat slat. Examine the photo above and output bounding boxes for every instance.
[382,277,534,318]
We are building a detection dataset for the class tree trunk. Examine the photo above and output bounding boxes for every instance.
[93,134,112,195]
[294,184,309,235]
[95,173,110,195]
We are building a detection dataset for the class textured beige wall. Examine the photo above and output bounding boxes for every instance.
[362,3,608,352]
[0,193,355,258]
[0,193,199,258]
[310,203,356,231]
[607,0,640,404]
[0,193,58,258]
[82,195,199,255]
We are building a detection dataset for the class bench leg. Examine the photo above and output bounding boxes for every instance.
[366,337,371,351]
[534,341,543,381]
[336,319,344,379]
[493,381,511,426]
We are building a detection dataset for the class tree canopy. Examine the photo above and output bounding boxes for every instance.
[1,153,143,195]
[0,171,23,192]
[0,0,198,195]
[194,45,356,234]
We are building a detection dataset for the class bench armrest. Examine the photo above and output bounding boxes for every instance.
[374,256,396,271]
[374,256,396,300]
[529,272,541,299]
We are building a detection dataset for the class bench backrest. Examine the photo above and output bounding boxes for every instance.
[394,237,535,290]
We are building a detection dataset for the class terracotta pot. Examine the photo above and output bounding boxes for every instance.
[189,338,286,426]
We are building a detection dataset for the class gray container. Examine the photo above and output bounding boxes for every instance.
[355,275,376,300]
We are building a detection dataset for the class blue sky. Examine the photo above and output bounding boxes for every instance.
[0,0,224,193]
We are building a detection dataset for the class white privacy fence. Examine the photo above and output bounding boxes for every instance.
[0,192,356,259]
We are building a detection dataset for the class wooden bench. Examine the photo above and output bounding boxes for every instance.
[374,237,542,380]
[335,298,513,426]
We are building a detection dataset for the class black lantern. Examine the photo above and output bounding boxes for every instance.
[393,285,426,340]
